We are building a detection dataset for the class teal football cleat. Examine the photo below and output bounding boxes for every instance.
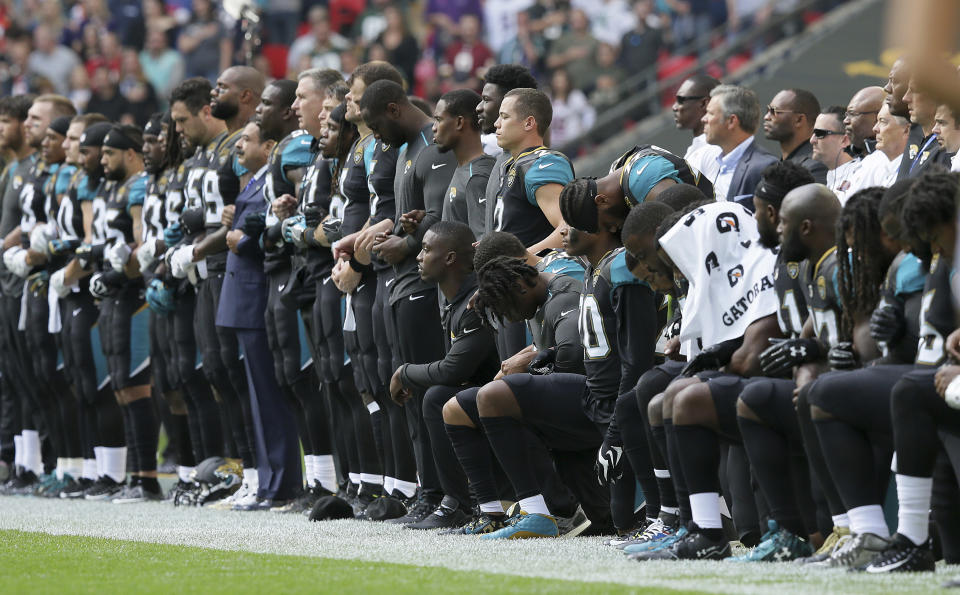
[726,520,813,562]
[480,511,558,540]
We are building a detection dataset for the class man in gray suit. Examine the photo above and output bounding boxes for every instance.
[701,84,779,211]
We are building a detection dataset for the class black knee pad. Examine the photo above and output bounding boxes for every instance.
[454,387,482,426]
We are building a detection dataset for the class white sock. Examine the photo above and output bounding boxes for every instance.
[718,494,731,518]
[314,454,337,492]
[832,513,850,528]
[56,457,65,480]
[689,492,723,529]
[660,506,680,516]
[518,494,550,516]
[22,429,43,475]
[384,476,396,495]
[848,504,889,537]
[480,500,504,514]
[65,458,83,479]
[101,447,127,483]
[242,468,254,490]
[245,468,259,491]
[394,479,417,498]
[360,473,383,485]
[896,474,933,546]
[178,465,194,483]
[82,459,97,481]
[367,401,380,414]
[302,455,314,486]
[94,447,104,478]
[13,435,22,468]
[348,472,361,485]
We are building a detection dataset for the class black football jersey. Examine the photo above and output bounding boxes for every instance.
[57,168,88,242]
[492,146,573,246]
[916,254,956,367]
[613,144,715,204]
[19,158,54,235]
[104,172,147,246]
[576,249,659,424]
[877,251,925,364]
[803,246,843,347]
[529,273,584,374]
[163,163,187,228]
[341,133,375,236]
[142,172,168,247]
[773,252,809,338]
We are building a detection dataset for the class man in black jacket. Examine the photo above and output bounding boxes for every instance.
[390,221,500,529]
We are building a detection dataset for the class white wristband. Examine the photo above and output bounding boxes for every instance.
[945,375,960,410]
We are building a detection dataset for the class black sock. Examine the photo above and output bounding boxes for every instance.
[120,405,136,472]
[140,475,161,492]
[813,418,878,511]
[480,416,540,501]
[674,424,721,496]
[127,398,159,473]
[663,419,691,525]
[796,393,846,517]
[169,413,195,467]
[649,424,678,510]
[738,415,805,536]
[445,423,500,505]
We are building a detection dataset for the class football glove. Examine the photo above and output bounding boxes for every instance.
[145,278,176,314]
[136,240,158,273]
[167,244,196,279]
[2,247,30,278]
[163,222,184,247]
[74,243,104,270]
[595,441,624,486]
[302,205,326,228]
[242,212,266,239]
[180,208,205,236]
[106,242,132,273]
[827,341,858,370]
[282,214,307,248]
[49,269,74,298]
[527,348,556,375]
[89,272,113,300]
[48,238,80,256]
[29,223,57,255]
[27,270,48,294]
[680,337,743,377]
[869,302,904,345]
[759,337,823,377]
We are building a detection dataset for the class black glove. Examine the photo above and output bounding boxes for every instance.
[680,337,743,377]
[827,341,858,370]
[242,212,266,238]
[870,302,904,345]
[75,243,104,269]
[759,337,823,377]
[180,207,205,236]
[595,441,624,486]
[321,217,343,244]
[527,348,556,375]
[302,205,326,228]
[264,222,283,246]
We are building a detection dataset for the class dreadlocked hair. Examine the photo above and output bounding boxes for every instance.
[475,256,539,327]
[161,111,184,170]
[835,187,887,337]
[474,231,526,271]
[558,178,599,232]
[901,171,959,268]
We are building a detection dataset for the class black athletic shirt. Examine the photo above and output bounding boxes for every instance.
[367,138,399,274]
[263,130,314,274]
[529,273,584,374]
[399,273,499,389]
[443,154,495,238]
[773,251,809,338]
[803,246,843,348]
[57,169,88,243]
[299,141,336,283]
[916,254,956,367]
[104,172,147,247]
[389,123,456,304]
[341,133,375,236]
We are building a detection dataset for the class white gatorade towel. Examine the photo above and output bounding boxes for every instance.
[659,202,778,348]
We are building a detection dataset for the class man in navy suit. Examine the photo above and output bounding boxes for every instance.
[701,84,779,211]
[217,120,302,510]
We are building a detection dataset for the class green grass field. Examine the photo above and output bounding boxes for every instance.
[1,530,678,594]
[0,496,954,594]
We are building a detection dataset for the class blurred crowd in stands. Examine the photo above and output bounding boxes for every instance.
[0,0,845,147]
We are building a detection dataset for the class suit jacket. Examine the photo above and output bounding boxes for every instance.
[785,140,828,184]
[216,170,269,330]
[726,140,779,210]
[897,123,949,181]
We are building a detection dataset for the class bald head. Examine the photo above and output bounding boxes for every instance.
[212,66,266,126]
[843,86,885,149]
[779,183,841,261]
